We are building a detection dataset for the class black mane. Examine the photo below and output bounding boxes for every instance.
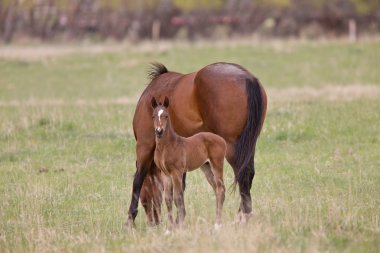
[147,62,168,81]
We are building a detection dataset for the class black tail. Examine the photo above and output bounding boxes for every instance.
[234,78,264,189]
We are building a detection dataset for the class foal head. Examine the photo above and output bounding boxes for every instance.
[151,96,170,139]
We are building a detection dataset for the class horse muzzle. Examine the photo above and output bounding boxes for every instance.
[155,128,164,138]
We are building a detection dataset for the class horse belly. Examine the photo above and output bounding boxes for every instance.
[184,137,209,170]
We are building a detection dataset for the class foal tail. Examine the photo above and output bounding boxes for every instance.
[234,78,265,190]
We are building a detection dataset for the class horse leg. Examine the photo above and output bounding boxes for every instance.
[201,162,216,191]
[237,157,254,222]
[125,144,154,228]
[182,172,187,192]
[172,171,186,225]
[209,158,225,226]
[163,174,174,228]
[226,143,254,223]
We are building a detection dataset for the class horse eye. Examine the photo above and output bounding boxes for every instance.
[165,116,168,119]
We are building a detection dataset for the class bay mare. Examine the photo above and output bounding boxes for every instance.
[126,62,267,227]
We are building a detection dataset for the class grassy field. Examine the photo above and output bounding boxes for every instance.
[0,39,379,252]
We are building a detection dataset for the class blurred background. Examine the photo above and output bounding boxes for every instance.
[1,0,379,43]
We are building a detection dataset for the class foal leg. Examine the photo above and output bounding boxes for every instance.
[209,158,225,226]
[151,166,163,226]
[152,181,163,226]
[141,199,154,226]
[201,162,216,191]
[172,171,186,225]
[153,201,161,226]
[163,174,174,228]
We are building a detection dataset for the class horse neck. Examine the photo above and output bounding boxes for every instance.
[155,120,179,150]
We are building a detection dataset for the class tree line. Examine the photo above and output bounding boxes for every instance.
[0,0,379,43]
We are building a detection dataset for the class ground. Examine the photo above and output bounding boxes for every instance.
[0,39,379,252]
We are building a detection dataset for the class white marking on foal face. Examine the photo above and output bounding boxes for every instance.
[158,109,164,122]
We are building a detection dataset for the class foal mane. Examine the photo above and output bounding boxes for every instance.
[147,62,168,81]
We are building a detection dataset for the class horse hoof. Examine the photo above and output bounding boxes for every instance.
[164,229,171,235]
[233,212,252,225]
[124,219,135,229]
[239,213,252,224]
[241,213,252,223]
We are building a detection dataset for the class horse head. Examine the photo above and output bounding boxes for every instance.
[151,96,170,139]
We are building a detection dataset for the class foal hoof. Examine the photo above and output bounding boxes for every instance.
[213,223,222,231]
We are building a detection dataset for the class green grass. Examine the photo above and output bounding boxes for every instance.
[0,40,379,252]
[0,40,379,101]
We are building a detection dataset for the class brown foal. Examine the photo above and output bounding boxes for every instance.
[151,96,227,227]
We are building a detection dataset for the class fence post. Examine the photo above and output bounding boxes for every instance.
[348,19,357,43]
[152,19,161,41]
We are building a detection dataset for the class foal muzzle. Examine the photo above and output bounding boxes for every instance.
[155,128,164,138]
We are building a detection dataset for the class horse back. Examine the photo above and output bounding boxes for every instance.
[193,62,266,143]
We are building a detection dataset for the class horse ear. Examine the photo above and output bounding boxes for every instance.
[163,96,169,108]
[151,97,158,108]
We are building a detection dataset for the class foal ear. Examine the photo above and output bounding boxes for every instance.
[163,96,169,108]
[151,97,158,108]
